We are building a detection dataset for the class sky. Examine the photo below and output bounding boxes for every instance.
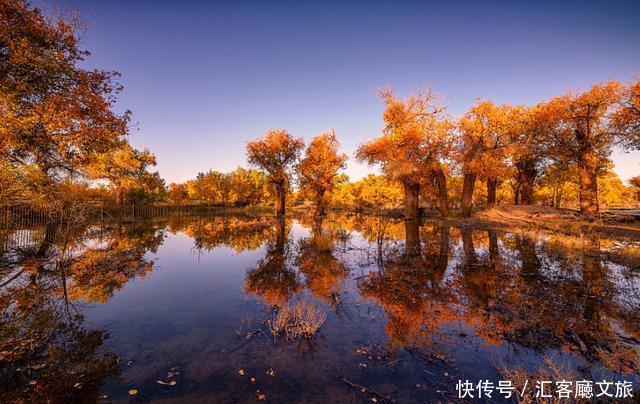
[67,0,640,184]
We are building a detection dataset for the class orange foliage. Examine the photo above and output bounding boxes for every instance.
[298,130,347,215]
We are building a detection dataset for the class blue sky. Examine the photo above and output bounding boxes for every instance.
[70,0,640,183]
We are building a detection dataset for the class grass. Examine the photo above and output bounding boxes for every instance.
[268,300,326,340]
[497,355,576,404]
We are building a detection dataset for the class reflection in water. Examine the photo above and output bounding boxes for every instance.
[1,222,162,401]
[1,213,639,401]
[244,218,302,306]
[295,217,349,308]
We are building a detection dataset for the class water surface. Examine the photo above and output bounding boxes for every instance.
[1,213,639,402]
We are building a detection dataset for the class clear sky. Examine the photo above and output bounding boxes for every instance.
[70,0,640,184]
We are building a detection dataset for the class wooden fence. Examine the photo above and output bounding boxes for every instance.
[0,202,269,229]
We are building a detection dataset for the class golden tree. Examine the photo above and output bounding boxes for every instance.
[227,166,269,205]
[612,79,640,149]
[86,142,156,206]
[545,80,625,216]
[298,130,347,216]
[246,129,304,216]
[167,183,189,206]
[458,100,517,216]
[0,0,132,197]
[629,176,640,206]
[356,88,452,219]
[508,104,554,205]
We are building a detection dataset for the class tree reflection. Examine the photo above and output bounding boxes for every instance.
[295,217,349,308]
[357,221,640,374]
[0,286,120,402]
[358,220,456,349]
[244,218,302,306]
[182,216,275,253]
[66,223,163,303]
[1,219,165,401]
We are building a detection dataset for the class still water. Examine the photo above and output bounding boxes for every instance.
[1,213,639,402]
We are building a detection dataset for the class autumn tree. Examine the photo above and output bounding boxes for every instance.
[298,130,347,216]
[228,166,269,205]
[0,0,131,197]
[612,80,640,149]
[509,104,554,205]
[629,176,640,206]
[457,101,520,216]
[537,162,577,208]
[188,170,224,205]
[125,170,166,204]
[218,173,232,205]
[357,88,452,219]
[331,174,404,211]
[246,129,304,216]
[86,142,156,206]
[545,81,626,216]
[167,183,189,206]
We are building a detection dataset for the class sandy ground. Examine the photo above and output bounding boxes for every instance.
[473,204,640,238]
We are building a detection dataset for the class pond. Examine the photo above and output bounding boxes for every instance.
[1,213,639,402]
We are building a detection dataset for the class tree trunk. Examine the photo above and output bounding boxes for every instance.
[274,181,286,216]
[514,159,537,205]
[488,229,499,264]
[557,189,562,208]
[275,217,286,251]
[486,178,498,206]
[460,227,477,267]
[578,149,599,216]
[461,173,477,217]
[435,169,449,218]
[403,181,420,219]
[517,236,541,278]
[314,188,326,217]
[117,186,125,207]
[519,161,537,205]
[404,218,420,258]
[434,225,450,282]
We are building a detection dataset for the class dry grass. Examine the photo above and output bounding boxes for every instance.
[313,231,335,252]
[268,300,326,340]
[497,356,575,404]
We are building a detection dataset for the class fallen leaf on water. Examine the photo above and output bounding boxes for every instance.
[250,377,256,383]
[371,398,378,402]
[156,380,177,386]
[238,369,245,375]
[128,389,138,396]
[257,391,266,400]
[265,368,275,376]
